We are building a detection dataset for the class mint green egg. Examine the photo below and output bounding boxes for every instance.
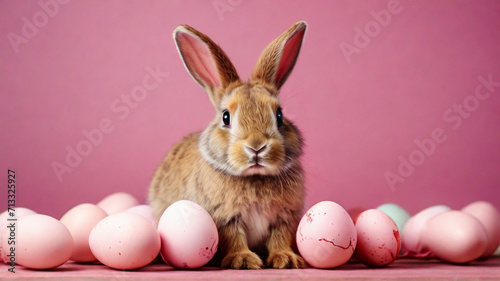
[376,203,411,232]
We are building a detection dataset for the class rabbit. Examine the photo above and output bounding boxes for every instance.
[149,20,307,269]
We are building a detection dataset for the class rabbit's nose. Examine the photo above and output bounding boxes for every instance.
[245,145,267,155]
[245,132,267,153]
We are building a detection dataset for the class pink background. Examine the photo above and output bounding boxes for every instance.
[1,0,499,218]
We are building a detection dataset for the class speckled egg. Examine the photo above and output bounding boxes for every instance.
[89,212,160,270]
[355,209,401,267]
[157,200,219,269]
[296,201,357,268]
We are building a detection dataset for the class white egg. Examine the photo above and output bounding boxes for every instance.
[60,203,107,262]
[0,207,36,263]
[89,212,160,270]
[421,211,487,263]
[2,214,73,269]
[157,200,218,269]
[461,201,500,257]
[402,205,450,257]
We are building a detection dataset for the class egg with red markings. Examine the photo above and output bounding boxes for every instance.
[296,201,357,268]
[355,209,401,267]
[157,200,218,269]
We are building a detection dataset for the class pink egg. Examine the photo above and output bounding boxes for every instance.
[355,209,401,267]
[421,210,487,263]
[0,207,36,263]
[461,201,500,257]
[97,192,139,215]
[60,203,108,262]
[402,205,450,257]
[2,214,73,269]
[296,201,356,269]
[89,212,160,270]
[123,205,157,226]
[157,200,218,269]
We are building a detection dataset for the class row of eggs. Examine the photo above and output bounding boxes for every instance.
[302,200,500,268]
[0,193,218,270]
[0,192,499,270]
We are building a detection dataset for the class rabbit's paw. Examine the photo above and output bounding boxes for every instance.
[266,250,305,269]
[221,250,263,269]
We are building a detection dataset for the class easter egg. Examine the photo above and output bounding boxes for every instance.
[157,200,218,269]
[422,210,487,263]
[0,207,36,263]
[402,205,450,257]
[89,213,160,269]
[2,214,73,269]
[296,201,356,268]
[461,201,500,257]
[60,203,107,262]
[355,209,401,266]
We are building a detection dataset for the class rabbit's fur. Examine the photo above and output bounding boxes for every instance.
[149,21,307,269]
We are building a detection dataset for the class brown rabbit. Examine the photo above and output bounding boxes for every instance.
[149,21,307,269]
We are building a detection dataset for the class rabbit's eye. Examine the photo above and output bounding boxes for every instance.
[222,110,231,127]
[276,107,284,127]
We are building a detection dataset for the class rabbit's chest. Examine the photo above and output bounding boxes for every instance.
[240,205,273,249]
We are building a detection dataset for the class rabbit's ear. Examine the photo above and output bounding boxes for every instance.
[252,21,307,92]
[174,25,240,106]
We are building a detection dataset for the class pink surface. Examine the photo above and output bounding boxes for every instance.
[1,257,500,280]
[1,1,500,218]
